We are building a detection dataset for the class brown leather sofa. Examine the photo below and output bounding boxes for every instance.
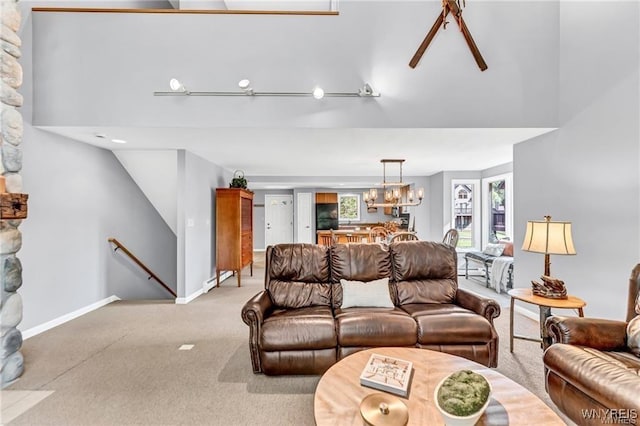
[241,241,501,375]
[543,264,640,425]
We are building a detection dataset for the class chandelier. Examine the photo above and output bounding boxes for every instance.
[362,159,424,208]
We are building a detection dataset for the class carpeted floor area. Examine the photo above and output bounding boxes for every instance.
[3,253,572,425]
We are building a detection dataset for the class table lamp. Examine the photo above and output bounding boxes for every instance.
[522,215,576,299]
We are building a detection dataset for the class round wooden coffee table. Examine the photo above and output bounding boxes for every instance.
[314,347,564,425]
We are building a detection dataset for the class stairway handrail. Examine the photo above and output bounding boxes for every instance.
[108,237,177,298]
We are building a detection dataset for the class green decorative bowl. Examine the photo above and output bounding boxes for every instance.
[434,370,492,426]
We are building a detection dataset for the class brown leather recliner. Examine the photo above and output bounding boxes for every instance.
[241,241,501,375]
[543,264,640,425]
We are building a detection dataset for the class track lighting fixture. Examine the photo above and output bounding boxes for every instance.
[154,80,380,98]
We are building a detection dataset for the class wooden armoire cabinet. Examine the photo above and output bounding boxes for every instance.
[215,188,253,287]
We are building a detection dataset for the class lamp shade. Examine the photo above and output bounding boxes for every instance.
[522,217,576,255]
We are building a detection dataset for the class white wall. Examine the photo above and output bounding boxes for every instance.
[177,150,232,299]
[514,1,640,320]
[114,150,178,234]
[20,128,178,331]
[17,6,178,332]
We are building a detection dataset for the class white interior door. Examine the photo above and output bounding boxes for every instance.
[296,192,313,243]
[265,194,294,247]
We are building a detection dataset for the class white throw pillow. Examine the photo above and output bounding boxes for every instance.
[340,277,394,308]
[483,243,505,257]
[627,316,640,357]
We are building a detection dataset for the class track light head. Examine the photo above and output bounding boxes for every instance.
[238,79,253,95]
[169,78,187,93]
[313,87,325,100]
[358,83,380,97]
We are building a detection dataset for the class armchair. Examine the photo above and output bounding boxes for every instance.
[543,264,640,425]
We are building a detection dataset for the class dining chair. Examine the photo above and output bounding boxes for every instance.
[319,234,334,247]
[345,233,360,243]
[369,226,388,243]
[389,232,419,243]
[442,229,459,248]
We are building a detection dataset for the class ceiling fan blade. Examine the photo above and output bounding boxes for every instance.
[446,0,488,71]
[409,9,449,69]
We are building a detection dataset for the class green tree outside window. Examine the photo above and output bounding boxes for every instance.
[339,194,360,221]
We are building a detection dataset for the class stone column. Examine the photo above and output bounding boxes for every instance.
[1,0,24,386]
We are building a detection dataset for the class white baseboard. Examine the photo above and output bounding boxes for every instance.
[175,290,202,305]
[514,305,539,322]
[21,295,121,340]
[203,271,233,293]
[176,271,234,304]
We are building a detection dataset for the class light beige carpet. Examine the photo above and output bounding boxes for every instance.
[4,254,571,425]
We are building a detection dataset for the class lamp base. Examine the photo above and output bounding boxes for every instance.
[531,275,568,299]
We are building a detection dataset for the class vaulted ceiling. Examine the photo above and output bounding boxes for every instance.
[29,0,560,186]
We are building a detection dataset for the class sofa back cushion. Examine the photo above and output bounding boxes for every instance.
[390,241,458,305]
[266,244,331,308]
[330,244,392,307]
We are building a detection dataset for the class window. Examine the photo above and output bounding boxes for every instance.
[452,180,480,250]
[339,194,360,221]
[482,173,513,247]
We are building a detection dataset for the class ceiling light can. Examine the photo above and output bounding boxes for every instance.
[313,87,325,99]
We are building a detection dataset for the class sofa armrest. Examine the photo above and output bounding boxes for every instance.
[241,290,274,373]
[455,288,501,324]
[545,316,628,350]
[242,290,273,326]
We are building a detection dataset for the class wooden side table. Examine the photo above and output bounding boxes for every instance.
[508,288,586,352]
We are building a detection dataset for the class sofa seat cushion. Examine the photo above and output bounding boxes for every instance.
[408,308,494,344]
[544,344,640,411]
[334,307,417,346]
[579,347,640,374]
[261,306,337,351]
[401,303,471,317]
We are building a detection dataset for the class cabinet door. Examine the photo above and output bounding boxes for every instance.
[241,231,253,266]
[241,197,252,232]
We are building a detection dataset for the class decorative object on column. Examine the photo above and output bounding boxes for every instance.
[229,170,248,189]
[0,0,27,387]
[522,216,576,299]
